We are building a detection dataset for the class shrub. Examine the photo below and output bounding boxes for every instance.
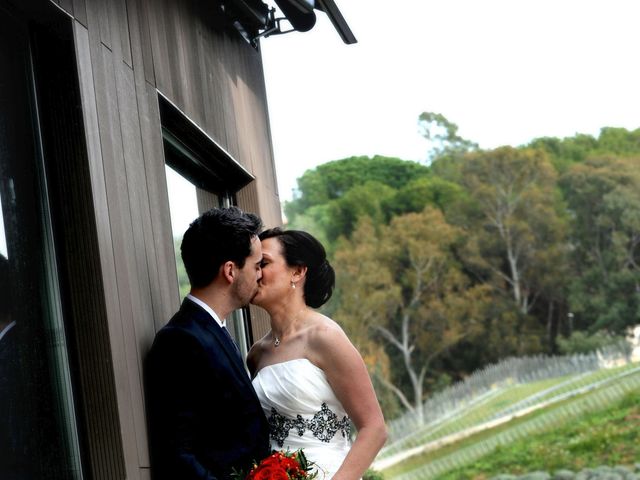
[556,331,625,355]
[363,468,384,480]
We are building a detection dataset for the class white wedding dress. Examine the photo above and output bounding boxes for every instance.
[252,358,352,480]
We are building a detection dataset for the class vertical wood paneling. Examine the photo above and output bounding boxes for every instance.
[126,0,155,85]
[230,75,252,172]
[172,0,199,125]
[146,0,274,168]
[114,62,155,468]
[107,0,133,67]
[203,34,231,152]
[72,0,87,27]
[124,0,175,334]
[93,43,142,480]
[127,0,178,329]
[194,16,220,144]
[147,0,178,106]
[219,33,242,160]
[72,21,127,480]
[97,0,111,49]
[81,1,144,477]
[139,82,180,330]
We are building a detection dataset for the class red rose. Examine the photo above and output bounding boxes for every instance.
[252,466,288,480]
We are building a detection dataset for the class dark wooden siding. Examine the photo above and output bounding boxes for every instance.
[50,0,283,478]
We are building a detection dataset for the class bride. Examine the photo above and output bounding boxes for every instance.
[248,228,387,480]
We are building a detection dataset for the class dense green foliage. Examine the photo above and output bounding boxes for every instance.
[435,391,640,479]
[284,115,640,420]
[362,469,385,480]
[285,155,430,223]
[556,331,628,355]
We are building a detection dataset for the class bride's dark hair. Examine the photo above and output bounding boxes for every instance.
[259,228,334,308]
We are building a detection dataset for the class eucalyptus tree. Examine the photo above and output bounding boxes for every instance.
[457,147,568,348]
[418,111,478,163]
[334,209,487,423]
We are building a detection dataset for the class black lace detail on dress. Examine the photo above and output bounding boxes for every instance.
[268,403,351,447]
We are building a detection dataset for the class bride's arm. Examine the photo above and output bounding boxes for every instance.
[310,321,388,480]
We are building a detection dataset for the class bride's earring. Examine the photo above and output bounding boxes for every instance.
[290,281,296,289]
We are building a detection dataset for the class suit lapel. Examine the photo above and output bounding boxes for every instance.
[204,319,252,384]
[182,299,252,387]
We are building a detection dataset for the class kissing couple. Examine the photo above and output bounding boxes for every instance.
[146,207,387,480]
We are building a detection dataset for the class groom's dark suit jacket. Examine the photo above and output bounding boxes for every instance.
[145,298,270,480]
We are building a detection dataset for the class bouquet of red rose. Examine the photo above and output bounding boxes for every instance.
[232,450,317,480]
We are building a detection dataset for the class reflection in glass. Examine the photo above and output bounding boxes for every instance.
[0,193,6,258]
[0,12,82,476]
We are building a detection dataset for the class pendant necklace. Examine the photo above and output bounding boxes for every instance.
[273,308,305,348]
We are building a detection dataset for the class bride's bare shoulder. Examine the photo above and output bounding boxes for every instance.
[306,314,361,375]
[306,313,351,355]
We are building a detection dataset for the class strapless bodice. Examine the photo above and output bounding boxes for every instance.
[252,358,352,479]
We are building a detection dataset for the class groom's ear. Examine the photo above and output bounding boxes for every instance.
[221,261,235,284]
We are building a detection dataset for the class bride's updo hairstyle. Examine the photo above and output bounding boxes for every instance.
[259,228,335,308]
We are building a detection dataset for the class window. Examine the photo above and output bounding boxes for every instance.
[0,8,82,478]
[159,95,255,355]
[165,164,200,300]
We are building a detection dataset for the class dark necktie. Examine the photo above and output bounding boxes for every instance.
[221,325,242,361]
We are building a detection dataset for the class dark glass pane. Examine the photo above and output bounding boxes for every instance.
[0,8,82,480]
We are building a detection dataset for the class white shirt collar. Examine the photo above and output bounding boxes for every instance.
[186,294,225,328]
[0,320,16,342]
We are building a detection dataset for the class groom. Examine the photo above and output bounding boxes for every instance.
[146,207,270,480]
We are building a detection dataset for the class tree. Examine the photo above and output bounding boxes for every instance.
[174,237,190,300]
[284,155,429,222]
[383,176,466,219]
[324,181,396,242]
[527,133,598,173]
[332,219,402,417]
[334,209,485,423]
[560,156,640,333]
[457,147,568,350]
[418,111,478,163]
[526,127,640,174]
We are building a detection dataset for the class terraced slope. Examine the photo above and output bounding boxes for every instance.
[375,351,638,480]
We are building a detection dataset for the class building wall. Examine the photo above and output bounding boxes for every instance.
[42,0,280,478]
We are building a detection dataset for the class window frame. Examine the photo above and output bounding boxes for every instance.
[159,94,256,353]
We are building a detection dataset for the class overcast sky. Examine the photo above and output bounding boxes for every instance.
[261,0,640,203]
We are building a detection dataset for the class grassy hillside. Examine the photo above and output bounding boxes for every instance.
[379,359,640,480]
[436,390,640,479]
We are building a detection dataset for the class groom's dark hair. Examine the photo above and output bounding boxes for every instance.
[181,207,262,288]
